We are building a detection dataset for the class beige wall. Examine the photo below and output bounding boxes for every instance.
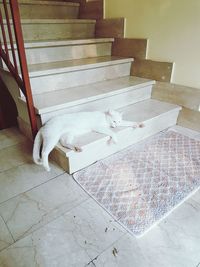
[105,0,200,89]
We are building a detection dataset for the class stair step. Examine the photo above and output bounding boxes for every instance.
[3,19,96,41]
[0,0,79,19]
[18,76,154,125]
[50,99,181,173]
[32,76,154,124]
[6,38,114,64]
[33,76,154,113]
[27,56,133,94]
[26,38,114,64]
[5,38,114,64]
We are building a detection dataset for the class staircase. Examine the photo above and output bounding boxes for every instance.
[6,0,181,173]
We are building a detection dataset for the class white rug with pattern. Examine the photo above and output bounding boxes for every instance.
[73,131,200,237]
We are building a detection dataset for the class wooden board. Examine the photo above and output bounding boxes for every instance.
[80,0,103,19]
[95,18,125,38]
[131,59,173,82]
[112,38,147,60]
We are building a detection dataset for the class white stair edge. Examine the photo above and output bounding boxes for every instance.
[0,0,79,6]
[3,19,96,25]
[16,0,79,6]
[27,57,134,77]
[19,77,155,115]
[5,38,114,50]
[51,99,181,173]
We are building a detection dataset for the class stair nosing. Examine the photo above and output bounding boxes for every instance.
[3,19,96,25]
[36,80,155,114]
[17,0,80,7]
[27,57,134,77]
[0,0,79,6]
[5,38,114,50]
[19,77,155,114]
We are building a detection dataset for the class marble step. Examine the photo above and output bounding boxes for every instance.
[0,0,79,19]
[6,38,114,65]
[3,19,96,41]
[19,76,154,124]
[27,56,133,95]
[51,99,181,173]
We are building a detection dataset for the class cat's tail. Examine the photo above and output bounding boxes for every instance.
[33,129,43,165]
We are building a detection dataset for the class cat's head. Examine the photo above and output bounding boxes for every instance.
[106,109,123,128]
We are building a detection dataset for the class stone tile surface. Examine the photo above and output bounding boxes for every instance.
[0,162,64,204]
[0,141,32,172]
[0,127,27,150]
[0,174,89,241]
[0,126,200,267]
[0,199,125,267]
[87,195,200,267]
[0,216,13,252]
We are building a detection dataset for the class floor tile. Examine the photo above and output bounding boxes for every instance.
[0,199,125,267]
[88,195,200,267]
[0,174,89,241]
[0,128,27,150]
[0,162,64,204]
[0,141,32,172]
[170,125,200,139]
[0,216,13,252]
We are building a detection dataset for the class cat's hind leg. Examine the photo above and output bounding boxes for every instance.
[41,136,59,171]
[60,133,82,152]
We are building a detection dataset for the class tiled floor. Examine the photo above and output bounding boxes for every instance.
[0,126,200,267]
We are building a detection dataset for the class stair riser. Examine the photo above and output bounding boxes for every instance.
[0,3,79,20]
[22,23,95,41]
[7,43,112,65]
[2,23,95,42]
[39,85,152,124]
[52,108,180,174]
[30,62,132,94]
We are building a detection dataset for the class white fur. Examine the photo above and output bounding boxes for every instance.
[33,110,144,171]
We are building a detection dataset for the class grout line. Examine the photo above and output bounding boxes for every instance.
[0,197,89,253]
[85,232,127,266]
[0,169,65,206]
[0,214,15,243]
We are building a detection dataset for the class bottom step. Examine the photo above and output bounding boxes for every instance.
[51,99,181,174]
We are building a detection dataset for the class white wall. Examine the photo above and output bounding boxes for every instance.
[105,0,200,89]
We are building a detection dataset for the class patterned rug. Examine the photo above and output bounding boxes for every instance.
[73,131,200,237]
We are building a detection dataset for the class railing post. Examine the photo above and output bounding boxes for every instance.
[9,0,37,138]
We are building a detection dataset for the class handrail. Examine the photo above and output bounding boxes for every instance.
[0,0,37,138]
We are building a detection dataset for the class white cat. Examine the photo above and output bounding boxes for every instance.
[33,110,144,171]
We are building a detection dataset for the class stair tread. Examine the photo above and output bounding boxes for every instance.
[27,56,134,76]
[56,99,181,155]
[11,18,96,24]
[27,76,154,114]
[16,0,80,6]
[7,38,114,49]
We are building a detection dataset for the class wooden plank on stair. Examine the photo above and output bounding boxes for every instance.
[95,18,125,38]
[112,38,147,60]
[131,59,173,82]
[80,0,103,19]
